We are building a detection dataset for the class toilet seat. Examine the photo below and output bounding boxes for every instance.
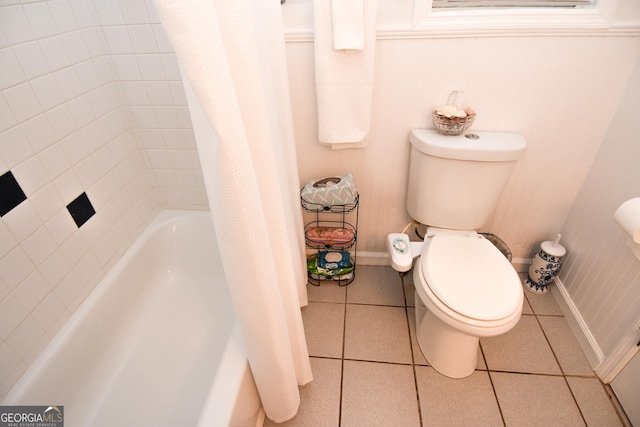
[420,234,522,321]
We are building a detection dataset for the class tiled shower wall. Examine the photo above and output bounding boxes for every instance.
[0,0,205,398]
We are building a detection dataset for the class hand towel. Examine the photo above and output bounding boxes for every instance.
[332,0,364,51]
[314,0,377,148]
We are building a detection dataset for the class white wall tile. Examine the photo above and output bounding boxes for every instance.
[53,66,83,101]
[45,209,76,246]
[159,53,180,80]
[29,184,63,222]
[0,221,17,260]
[30,74,64,111]
[167,81,186,105]
[48,0,79,33]
[1,5,35,45]
[53,271,83,308]
[82,27,108,57]
[74,155,101,188]
[118,0,149,24]
[111,54,141,80]
[122,81,150,105]
[20,114,57,153]
[21,226,58,266]
[128,25,157,53]
[45,104,78,139]
[3,82,41,121]
[145,81,172,105]
[13,271,49,314]
[0,246,34,292]
[93,0,124,25]
[38,142,72,180]
[102,25,133,54]
[39,36,71,72]
[0,95,17,132]
[12,41,50,80]
[6,316,45,360]
[153,106,179,128]
[67,95,96,128]
[151,24,171,52]
[2,200,41,243]
[23,2,59,39]
[0,126,33,168]
[137,54,165,80]
[31,290,66,333]
[61,31,90,63]
[129,106,158,128]
[59,232,89,269]
[0,48,26,89]
[52,169,83,204]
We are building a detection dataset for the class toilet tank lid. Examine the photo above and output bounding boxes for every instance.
[409,129,527,162]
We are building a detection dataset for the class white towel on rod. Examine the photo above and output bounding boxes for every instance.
[332,0,364,51]
[314,0,377,148]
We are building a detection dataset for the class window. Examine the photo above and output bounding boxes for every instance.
[412,0,620,36]
[432,0,592,9]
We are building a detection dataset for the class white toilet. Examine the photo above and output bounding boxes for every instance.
[387,129,527,378]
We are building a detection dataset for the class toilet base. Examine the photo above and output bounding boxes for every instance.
[415,291,479,378]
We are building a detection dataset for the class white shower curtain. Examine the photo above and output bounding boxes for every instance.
[152,0,312,422]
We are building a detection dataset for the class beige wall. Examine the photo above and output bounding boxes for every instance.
[288,36,640,263]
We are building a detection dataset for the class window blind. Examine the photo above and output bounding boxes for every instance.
[432,0,592,8]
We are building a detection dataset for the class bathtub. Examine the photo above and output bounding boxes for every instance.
[3,210,263,427]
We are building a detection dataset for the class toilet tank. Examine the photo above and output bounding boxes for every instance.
[407,129,526,229]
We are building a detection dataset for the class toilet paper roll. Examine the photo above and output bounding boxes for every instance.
[614,198,640,244]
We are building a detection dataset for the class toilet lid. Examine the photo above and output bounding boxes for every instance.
[421,235,521,321]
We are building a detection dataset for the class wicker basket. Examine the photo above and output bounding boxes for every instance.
[432,111,475,136]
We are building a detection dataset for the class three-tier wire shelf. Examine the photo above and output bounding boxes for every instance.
[301,194,359,286]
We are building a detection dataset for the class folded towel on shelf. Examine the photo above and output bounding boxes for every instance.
[313,0,377,148]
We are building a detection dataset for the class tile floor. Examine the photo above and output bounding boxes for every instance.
[265,265,629,427]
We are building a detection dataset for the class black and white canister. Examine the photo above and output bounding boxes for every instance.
[525,235,566,294]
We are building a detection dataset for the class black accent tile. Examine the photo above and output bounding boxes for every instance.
[0,171,27,217]
[67,192,95,228]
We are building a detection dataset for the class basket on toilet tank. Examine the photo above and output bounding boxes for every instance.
[525,235,566,294]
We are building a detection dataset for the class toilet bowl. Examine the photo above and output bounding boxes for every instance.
[389,129,527,378]
[413,230,523,378]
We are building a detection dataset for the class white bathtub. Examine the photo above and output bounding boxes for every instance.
[3,210,263,427]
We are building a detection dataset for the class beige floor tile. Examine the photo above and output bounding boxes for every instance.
[344,304,412,364]
[524,285,564,315]
[341,360,420,427]
[264,357,342,426]
[416,366,503,427]
[538,316,594,376]
[491,372,585,426]
[306,281,346,304]
[567,377,625,427]
[302,302,344,358]
[481,314,562,375]
[346,265,405,306]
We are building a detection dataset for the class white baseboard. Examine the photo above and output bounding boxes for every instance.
[550,276,604,371]
[355,251,391,266]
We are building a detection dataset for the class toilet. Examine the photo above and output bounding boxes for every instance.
[387,129,527,378]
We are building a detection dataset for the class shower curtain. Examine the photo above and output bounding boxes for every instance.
[152,0,312,422]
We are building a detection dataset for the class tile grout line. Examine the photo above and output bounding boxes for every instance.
[531,305,591,426]
[338,284,349,426]
[399,272,425,427]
